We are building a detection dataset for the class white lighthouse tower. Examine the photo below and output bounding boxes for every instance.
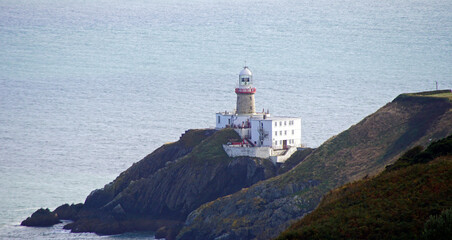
[236,66,256,115]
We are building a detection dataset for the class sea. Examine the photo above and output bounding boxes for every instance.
[0,0,451,239]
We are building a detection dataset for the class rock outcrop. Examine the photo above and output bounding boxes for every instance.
[23,128,310,239]
[177,92,452,240]
[84,129,217,210]
[68,128,284,238]
[22,91,452,240]
[21,208,61,227]
[53,203,83,220]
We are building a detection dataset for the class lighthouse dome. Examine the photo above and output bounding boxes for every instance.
[239,66,252,76]
[238,66,253,87]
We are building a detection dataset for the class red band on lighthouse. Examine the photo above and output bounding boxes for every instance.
[235,88,256,94]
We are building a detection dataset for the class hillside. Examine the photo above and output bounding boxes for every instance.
[22,128,310,239]
[21,90,452,240]
[276,135,452,240]
[178,91,452,239]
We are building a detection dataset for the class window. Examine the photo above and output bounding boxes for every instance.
[280,131,282,135]
[280,140,282,144]
[274,122,277,127]
[279,121,282,126]
[284,121,287,125]
[218,116,221,123]
[292,130,294,135]
[228,119,231,124]
[284,130,287,135]
[275,131,277,136]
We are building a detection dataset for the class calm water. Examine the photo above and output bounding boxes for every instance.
[1,0,451,238]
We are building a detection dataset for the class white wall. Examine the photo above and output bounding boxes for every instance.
[217,114,302,149]
[250,119,273,147]
[223,145,272,159]
[223,145,299,164]
[231,115,251,128]
[269,146,298,163]
[269,118,301,149]
[216,113,234,129]
[234,128,250,139]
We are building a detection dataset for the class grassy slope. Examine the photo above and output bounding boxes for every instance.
[277,135,452,240]
[108,129,217,197]
[178,92,452,240]
[406,89,452,101]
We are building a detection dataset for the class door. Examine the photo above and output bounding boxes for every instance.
[283,140,287,149]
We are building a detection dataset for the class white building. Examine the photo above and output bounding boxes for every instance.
[216,67,302,163]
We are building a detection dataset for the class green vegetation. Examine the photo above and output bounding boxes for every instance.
[405,90,452,101]
[386,135,452,171]
[277,148,314,175]
[185,128,239,163]
[431,92,452,101]
[276,135,452,240]
[421,208,452,240]
[178,129,217,148]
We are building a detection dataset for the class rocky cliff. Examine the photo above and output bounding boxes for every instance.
[22,128,310,239]
[177,91,452,240]
[22,91,452,240]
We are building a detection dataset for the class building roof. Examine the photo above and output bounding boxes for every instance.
[239,66,252,76]
[250,116,300,121]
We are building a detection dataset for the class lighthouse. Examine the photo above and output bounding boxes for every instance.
[215,66,302,164]
[235,66,256,115]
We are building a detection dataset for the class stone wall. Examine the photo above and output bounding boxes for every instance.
[223,145,271,159]
[236,93,255,114]
[223,145,298,164]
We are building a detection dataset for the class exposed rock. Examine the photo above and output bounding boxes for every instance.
[53,203,83,220]
[112,204,125,216]
[21,92,452,239]
[177,93,452,240]
[84,129,215,209]
[57,128,283,236]
[21,208,61,227]
[155,226,168,239]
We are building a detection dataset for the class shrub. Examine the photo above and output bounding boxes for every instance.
[421,208,452,240]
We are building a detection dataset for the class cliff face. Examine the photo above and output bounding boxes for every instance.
[22,91,452,240]
[47,128,307,239]
[84,129,215,210]
[177,93,452,240]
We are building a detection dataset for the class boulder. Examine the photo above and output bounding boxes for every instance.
[21,208,61,227]
[53,203,83,220]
